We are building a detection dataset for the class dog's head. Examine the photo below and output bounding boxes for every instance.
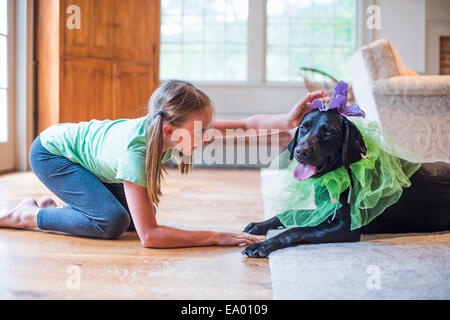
[288,109,367,181]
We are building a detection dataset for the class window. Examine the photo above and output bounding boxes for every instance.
[266,0,356,82]
[159,0,357,84]
[160,0,249,81]
[0,0,8,142]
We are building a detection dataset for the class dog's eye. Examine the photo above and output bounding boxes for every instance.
[319,126,333,138]
[299,122,310,134]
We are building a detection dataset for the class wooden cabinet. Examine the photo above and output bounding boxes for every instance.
[36,0,160,133]
[61,58,112,123]
[113,62,157,119]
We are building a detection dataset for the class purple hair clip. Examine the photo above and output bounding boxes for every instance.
[308,81,366,118]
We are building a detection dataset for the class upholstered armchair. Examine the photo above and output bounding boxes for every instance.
[349,38,450,162]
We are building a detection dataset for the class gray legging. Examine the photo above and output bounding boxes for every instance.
[28,135,152,239]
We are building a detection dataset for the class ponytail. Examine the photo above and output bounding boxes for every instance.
[145,113,166,205]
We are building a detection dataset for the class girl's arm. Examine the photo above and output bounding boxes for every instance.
[211,90,326,134]
[123,180,260,248]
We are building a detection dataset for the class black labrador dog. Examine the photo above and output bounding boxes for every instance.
[242,109,450,258]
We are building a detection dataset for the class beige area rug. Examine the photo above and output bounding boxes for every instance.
[261,169,450,300]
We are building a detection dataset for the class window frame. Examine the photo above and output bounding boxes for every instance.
[0,0,15,171]
[159,0,250,82]
[164,0,366,88]
[0,0,11,138]
[161,0,374,118]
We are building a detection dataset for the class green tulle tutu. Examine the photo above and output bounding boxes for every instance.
[268,119,422,230]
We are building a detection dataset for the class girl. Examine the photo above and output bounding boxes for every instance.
[0,80,325,248]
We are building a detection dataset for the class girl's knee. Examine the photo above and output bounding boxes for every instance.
[99,209,130,239]
[28,136,52,175]
[28,137,41,171]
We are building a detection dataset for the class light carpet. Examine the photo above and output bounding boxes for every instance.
[261,169,450,300]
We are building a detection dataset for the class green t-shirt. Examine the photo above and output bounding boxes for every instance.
[39,116,173,187]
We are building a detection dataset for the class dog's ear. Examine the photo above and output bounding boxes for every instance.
[287,127,300,160]
[341,118,367,203]
[341,118,367,171]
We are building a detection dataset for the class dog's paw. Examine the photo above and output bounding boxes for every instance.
[243,222,269,235]
[241,240,276,258]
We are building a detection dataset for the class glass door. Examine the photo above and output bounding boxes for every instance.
[0,0,14,172]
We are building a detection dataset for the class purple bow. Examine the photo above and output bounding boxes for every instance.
[308,81,366,118]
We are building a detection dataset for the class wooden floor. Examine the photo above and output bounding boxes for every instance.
[0,168,271,299]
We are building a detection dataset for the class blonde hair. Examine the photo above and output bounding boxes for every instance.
[145,80,213,205]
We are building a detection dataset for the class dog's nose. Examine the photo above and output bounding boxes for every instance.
[295,146,310,158]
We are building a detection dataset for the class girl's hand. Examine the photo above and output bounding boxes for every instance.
[286,90,328,129]
[215,232,263,246]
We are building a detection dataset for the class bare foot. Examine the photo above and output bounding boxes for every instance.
[0,198,40,229]
[37,197,57,208]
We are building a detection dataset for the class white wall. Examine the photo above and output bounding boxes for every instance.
[425,0,450,74]
[374,0,426,74]
[426,0,450,21]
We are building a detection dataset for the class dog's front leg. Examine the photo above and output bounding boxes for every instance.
[243,216,283,235]
[242,219,360,258]
[242,227,317,258]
